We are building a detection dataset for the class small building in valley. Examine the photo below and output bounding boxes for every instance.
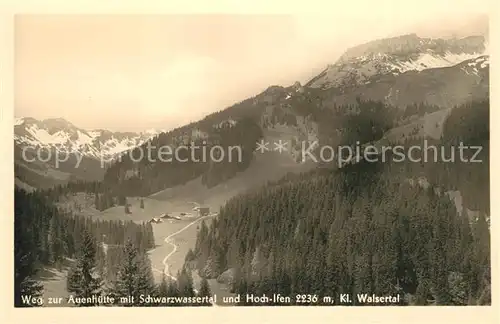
[198,207,210,216]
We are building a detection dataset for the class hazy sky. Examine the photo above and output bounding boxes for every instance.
[15,2,490,132]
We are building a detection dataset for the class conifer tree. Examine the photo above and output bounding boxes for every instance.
[177,266,195,303]
[157,274,169,297]
[112,240,155,306]
[94,193,100,210]
[66,230,103,306]
[48,214,66,265]
[167,277,180,298]
[198,277,212,306]
[14,205,43,307]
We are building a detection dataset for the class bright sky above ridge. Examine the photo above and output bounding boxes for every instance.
[15,1,489,132]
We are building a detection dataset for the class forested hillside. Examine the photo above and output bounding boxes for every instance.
[14,188,211,307]
[100,80,442,202]
[13,18,491,312]
[103,98,267,198]
[189,100,490,306]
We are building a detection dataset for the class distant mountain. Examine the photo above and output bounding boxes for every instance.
[14,117,164,160]
[18,32,490,194]
[315,54,489,109]
[14,117,164,189]
[307,34,487,89]
[181,32,490,306]
[101,31,489,199]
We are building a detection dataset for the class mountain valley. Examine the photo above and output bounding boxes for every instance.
[14,27,491,307]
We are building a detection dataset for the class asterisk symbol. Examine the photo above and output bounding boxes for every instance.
[274,140,288,153]
[255,140,270,154]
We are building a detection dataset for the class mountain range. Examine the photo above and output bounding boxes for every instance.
[14,117,164,190]
[14,32,490,193]
[307,34,489,106]
[13,23,492,308]
[14,117,164,160]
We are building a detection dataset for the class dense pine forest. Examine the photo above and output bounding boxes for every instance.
[14,96,490,307]
[189,100,490,306]
[99,85,439,200]
[103,116,264,197]
[14,188,211,307]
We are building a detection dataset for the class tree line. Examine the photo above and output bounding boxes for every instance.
[14,187,215,307]
[188,99,490,306]
[66,230,213,307]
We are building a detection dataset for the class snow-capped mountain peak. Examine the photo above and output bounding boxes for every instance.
[307,34,488,89]
[14,117,164,160]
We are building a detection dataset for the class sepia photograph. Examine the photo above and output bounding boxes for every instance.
[11,5,491,312]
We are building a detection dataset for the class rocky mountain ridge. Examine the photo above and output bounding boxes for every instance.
[14,117,165,161]
[307,34,488,89]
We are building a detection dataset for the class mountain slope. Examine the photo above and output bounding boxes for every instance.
[15,117,163,160]
[317,54,489,108]
[25,32,490,199]
[101,33,489,202]
[189,99,490,306]
[307,34,487,89]
[14,117,164,188]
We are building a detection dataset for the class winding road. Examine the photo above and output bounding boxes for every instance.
[151,212,219,306]
[152,213,217,281]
